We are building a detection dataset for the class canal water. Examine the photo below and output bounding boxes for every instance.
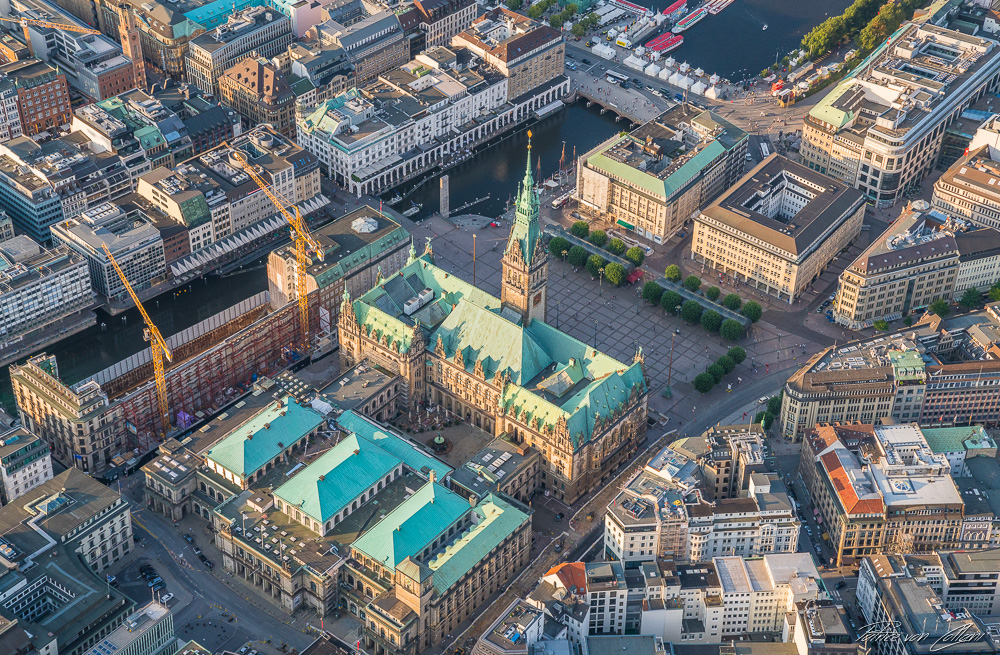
[0,0,849,412]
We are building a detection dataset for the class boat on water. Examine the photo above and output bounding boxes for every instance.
[762,24,768,30]
[402,202,422,217]
[386,193,403,205]
[672,7,708,33]
[645,32,683,53]
[705,0,734,14]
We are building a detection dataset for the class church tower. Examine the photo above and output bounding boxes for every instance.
[501,134,549,324]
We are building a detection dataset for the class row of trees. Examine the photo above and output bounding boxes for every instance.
[548,236,633,286]
[693,347,747,394]
[525,0,559,19]
[662,265,763,322]
[641,283,747,341]
[548,3,578,29]
[571,12,600,37]
[799,0,921,59]
[564,222,646,266]
[755,394,782,430]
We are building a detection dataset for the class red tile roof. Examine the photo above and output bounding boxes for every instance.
[820,450,884,516]
[546,562,587,591]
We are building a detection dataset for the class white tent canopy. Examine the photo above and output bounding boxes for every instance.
[690,80,707,95]
[705,86,721,99]
[645,63,661,76]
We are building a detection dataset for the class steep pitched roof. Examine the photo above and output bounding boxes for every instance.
[820,449,884,515]
[507,146,542,266]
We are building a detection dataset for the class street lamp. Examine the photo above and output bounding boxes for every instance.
[594,319,599,347]
[562,249,568,277]
[598,267,605,296]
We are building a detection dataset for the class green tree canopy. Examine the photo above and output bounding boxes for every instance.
[873,319,889,332]
[571,21,586,37]
[701,309,722,333]
[567,245,588,267]
[683,275,702,292]
[607,238,627,256]
[706,363,725,384]
[642,281,664,304]
[664,265,682,282]
[570,221,590,238]
[660,290,683,314]
[604,262,627,286]
[742,301,762,323]
[705,286,721,302]
[694,373,715,393]
[586,254,607,277]
[507,0,523,9]
[625,246,645,266]
[928,298,951,317]
[548,237,571,258]
[727,346,746,365]
[960,287,982,309]
[767,395,782,416]
[720,319,745,341]
[722,293,742,311]
[681,300,703,323]
[716,355,735,375]
[588,230,608,247]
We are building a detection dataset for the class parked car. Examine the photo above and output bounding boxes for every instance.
[193,547,203,555]
[147,577,163,587]
[554,513,564,522]
[571,211,581,219]
[203,559,214,569]
[183,534,194,544]
[161,593,175,603]
[757,397,769,405]
[582,58,591,65]
[835,581,848,590]
[152,581,166,591]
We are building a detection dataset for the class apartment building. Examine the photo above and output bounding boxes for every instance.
[0,235,93,347]
[693,155,865,304]
[14,0,135,100]
[0,427,53,505]
[219,58,296,139]
[150,82,244,154]
[801,23,1000,208]
[52,203,166,302]
[832,203,1000,327]
[284,42,353,113]
[799,423,964,566]
[186,6,293,96]
[576,106,748,245]
[452,8,564,102]
[267,206,411,340]
[0,72,24,143]
[309,1,408,86]
[0,134,133,242]
[298,50,567,195]
[81,602,174,655]
[411,0,477,49]
[0,58,71,137]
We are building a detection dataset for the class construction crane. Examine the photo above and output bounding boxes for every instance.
[229,148,324,352]
[101,243,173,435]
[0,16,100,59]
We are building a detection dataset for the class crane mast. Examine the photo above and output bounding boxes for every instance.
[229,148,323,352]
[0,16,100,58]
[101,244,173,435]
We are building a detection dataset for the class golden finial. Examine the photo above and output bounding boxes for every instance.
[527,130,532,150]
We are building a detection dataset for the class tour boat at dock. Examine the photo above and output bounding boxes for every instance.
[645,32,684,53]
[672,7,708,33]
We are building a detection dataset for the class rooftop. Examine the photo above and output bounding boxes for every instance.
[190,5,289,53]
[82,602,169,655]
[848,205,967,275]
[451,437,535,499]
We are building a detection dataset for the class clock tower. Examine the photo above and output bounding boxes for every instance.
[501,134,549,324]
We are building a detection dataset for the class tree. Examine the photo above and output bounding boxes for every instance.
[727,346,746,365]
[660,290,683,314]
[664,265,682,282]
[705,286,721,302]
[693,373,715,393]
[720,319,745,341]
[742,301,762,323]
[588,230,608,248]
[960,287,982,309]
[506,0,523,9]
[722,293,742,311]
[903,316,913,327]
[928,298,951,317]
[607,238,627,256]
[767,395,782,416]
[681,300,703,323]
[716,355,736,375]
[604,262,627,286]
[571,21,586,38]
[989,283,1000,303]
[642,281,663,304]
[701,309,722,333]
[706,363,725,384]
[527,3,544,18]
[567,245,588,267]
[761,412,775,430]
[548,237,571,258]
[549,15,564,28]
[625,246,645,266]
[570,221,590,238]
[586,254,606,277]
[683,275,702,292]
[873,319,889,332]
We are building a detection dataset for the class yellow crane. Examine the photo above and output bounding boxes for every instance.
[229,148,324,351]
[0,16,100,58]
[101,243,173,434]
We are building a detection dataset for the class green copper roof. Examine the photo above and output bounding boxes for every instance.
[272,433,400,526]
[507,145,542,266]
[351,481,469,572]
[587,139,727,199]
[889,349,925,381]
[205,395,323,479]
[427,493,529,593]
[920,426,997,455]
[335,410,452,480]
[807,79,856,129]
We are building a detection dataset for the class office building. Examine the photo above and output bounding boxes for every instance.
[149,81,243,154]
[781,305,1000,438]
[339,146,648,504]
[298,49,567,195]
[96,0,206,80]
[81,602,175,655]
[933,139,1000,231]
[409,0,477,49]
[801,23,1000,208]
[0,58,70,137]
[0,427,53,505]
[0,71,24,143]
[52,203,166,302]
[576,106,748,244]
[284,42,353,113]
[0,235,93,349]
[267,206,411,341]
[309,1,408,85]
[832,203,1000,327]
[799,423,964,566]
[219,57,296,138]
[452,8,565,102]
[473,600,545,655]
[669,424,769,501]
[186,6,293,96]
[693,155,865,304]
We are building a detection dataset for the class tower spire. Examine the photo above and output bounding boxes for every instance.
[501,135,549,324]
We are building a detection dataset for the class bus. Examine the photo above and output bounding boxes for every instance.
[606,70,628,85]
[551,192,572,209]
[759,141,771,159]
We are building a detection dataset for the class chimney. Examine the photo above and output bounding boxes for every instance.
[429,470,437,484]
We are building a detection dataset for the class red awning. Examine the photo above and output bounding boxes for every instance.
[626,268,644,283]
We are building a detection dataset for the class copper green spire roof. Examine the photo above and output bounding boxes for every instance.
[507,135,541,266]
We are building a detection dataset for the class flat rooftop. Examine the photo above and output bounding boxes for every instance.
[82,602,169,655]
